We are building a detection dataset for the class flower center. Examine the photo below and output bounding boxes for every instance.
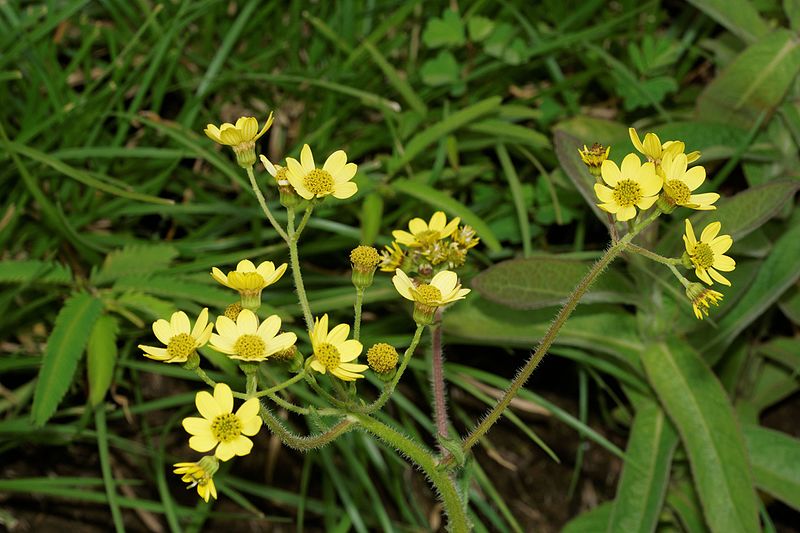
[233,334,266,360]
[210,413,242,442]
[414,229,440,245]
[367,343,399,374]
[665,180,691,204]
[612,179,643,207]
[303,169,334,195]
[274,166,289,185]
[350,245,380,269]
[315,343,341,370]
[691,243,715,269]
[167,333,196,361]
[413,284,442,306]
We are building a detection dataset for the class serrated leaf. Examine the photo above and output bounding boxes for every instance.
[641,341,760,533]
[420,50,460,86]
[87,315,119,407]
[697,29,800,129]
[742,424,800,511]
[421,9,465,48]
[607,400,678,533]
[32,292,104,425]
[614,73,677,111]
[0,260,72,285]
[686,0,769,43]
[472,256,636,310]
[92,244,179,285]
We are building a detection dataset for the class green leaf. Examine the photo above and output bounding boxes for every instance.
[359,193,383,245]
[115,291,177,320]
[702,215,800,358]
[32,292,104,426]
[420,50,460,87]
[562,503,613,533]
[472,256,636,310]
[92,244,179,285]
[686,0,769,43]
[786,0,800,30]
[0,260,72,285]
[613,74,677,112]
[390,179,502,252]
[667,480,710,533]
[87,315,119,407]
[467,119,549,148]
[607,400,678,533]
[697,29,800,129]
[778,285,800,324]
[112,276,234,308]
[742,425,800,511]
[421,9,465,48]
[640,341,760,533]
[467,16,494,42]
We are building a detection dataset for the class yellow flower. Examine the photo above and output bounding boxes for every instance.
[308,314,368,381]
[204,114,274,168]
[209,309,297,362]
[578,143,610,177]
[182,383,261,461]
[392,211,461,247]
[683,219,735,286]
[284,144,358,200]
[138,309,213,363]
[685,283,724,320]
[173,456,219,502]
[629,128,701,164]
[660,153,719,211]
[392,269,470,325]
[379,241,405,272]
[211,259,288,308]
[594,154,661,222]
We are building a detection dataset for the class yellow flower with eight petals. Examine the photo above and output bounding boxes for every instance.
[173,456,219,502]
[308,314,368,381]
[660,153,719,211]
[211,259,288,308]
[138,309,213,364]
[285,144,358,200]
[182,383,261,461]
[204,114,274,168]
[392,269,470,325]
[629,127,700,164]
[594,154,661,222]
[209,309,296,362]
[683,219,735,286]
[392,211,460,247]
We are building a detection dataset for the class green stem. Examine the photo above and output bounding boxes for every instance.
[455,210,661,461]
[305,373,350,408]
[627,243,682,266]
[287,207,314,329]
[246,166,289,242]
[193,367,217,389]
[246,373,257,398]
[254,370,306,397]
[259,403,354,451]
[667,263,692,288]
[357,326,424,414]
[295,203,314,238]
[353,288,364,341]
[429,309,449,442]
[354,413,470,533]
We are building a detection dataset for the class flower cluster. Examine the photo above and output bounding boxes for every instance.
[586,128,735,320]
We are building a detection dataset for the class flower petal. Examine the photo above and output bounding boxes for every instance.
[237,309,258,334]
[616,205,637,222]
[684,219,697,248]
[392,269,415,300]
[620,153,641,180]
[332,181,357,199]
[392,230,417,246]
[171,311,191,335]
[696,267,713,285]
[407,218,428,235]
[215,315,238,341]
[182,417,212,436]
[300,144,315,172]
[628,128,645,154]
[638,162,661,196]
[189,434,218,453]
[431,270,458,295]
[332,162,357,183]
[153,319,173,344]
[700,222,721,242]
[323,150,347,175]
[236,398,260,422]
[196,390,221,419]
[338,339,363,362]
[713,254,736,272]
[710,235,733,255]
[191,308,209,339]
[214,440,236,462]
[601,160,621,186]
[260,154,277,177]
[682,165,705,191]
[708,268,731,286]
[428,211,446,232]
[265,332,297,354]
[257,314,281,340]
[213,383,234,414]
[327,323,350,345]
[241,414,262,436]
[636,195,658,210]
[594,183,614,203]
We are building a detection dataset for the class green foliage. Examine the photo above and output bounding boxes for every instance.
[0,260,72,285]
[86,315,120,407]
[92,244,179,285]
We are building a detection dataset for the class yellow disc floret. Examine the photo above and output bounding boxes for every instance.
[367,343,399,374]
[210,413,244,443]
[413,284,443,306]
[224,302,243,321]
[350,245,380,269]
[233,334,266,360]
[664,180,691,204]
[303,168,335,195]
[167,333,196,360]
[315,342,341,370]
[611,179,643,207]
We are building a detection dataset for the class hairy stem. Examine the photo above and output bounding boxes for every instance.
[354,414,470,532]
[353,287,364,341]
[254,370,306,397]
[295,203,314,238]
[246,166,289,242]
[286,207,314,329]
[627,243,682,266]
[429,309,449,442]
[259,403,354,451]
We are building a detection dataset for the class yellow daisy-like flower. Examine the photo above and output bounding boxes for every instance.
[594,154,661,222]
[284,144,358,200]
[392,269,470,325]
[660,153,719,211]
[683,219,735,286]
[685,283,724,320]
[204,113,274,168]
[308,314,368,381]
[138,309,213,363]
[629,127,701,164]
[211,259,288,308]
[392,211,461,247]
[173,456,219,502]
[379,241,406,273]
[209,309,296,362]
[578,143,610,177]
[182,383,261,461]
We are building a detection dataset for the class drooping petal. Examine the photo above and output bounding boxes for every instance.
[339,363,369,373]
[139,345,168,358]
[259,154,277,177]
[210,267,229,287]
[337,339,363,362]
[213,383,234,414]
[628,128,645,154]
[708,268,731,286]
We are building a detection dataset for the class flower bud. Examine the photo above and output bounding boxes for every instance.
[350,245,380,289]
[224,302,243,321]
[367,343,399,374]
[578,143,610,178]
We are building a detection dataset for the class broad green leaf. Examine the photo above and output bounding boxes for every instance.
[472,256,636,309]
[387,96,502,174]
[748,361,798,412]
[92,244,179,285]
[657,180,800,255]
[390,179,502,251]
[420,50,460,87]
[562,503,612,533]
[787,0,800,30]
[640,341,760,533]
[697,29,800,129]
[554,116,628,147]
[686,0,768,43]
[359,193,383,245]
[757,336,800,370]
[701,216,800,358]
[467,16,494,42]
[742,425,800,511]
[644,121,749,161]
[421,9,465,48]
[86,315,119,407]
[0,260,72,285]
[778,285,800,324]
[32,292,104,426]
[667,481,710,533]
[607,400,678,533]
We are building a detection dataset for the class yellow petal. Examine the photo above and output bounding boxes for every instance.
[713,254,736,272]
[309,359,326,373]
[237,309,258,334]
[171,311,191,335]
[257,314,281,340]
[392,230,417,246]
[407,218,428,235]
[337,339,363,362]
[628,127,645,153]
[708,268,731,286]
[616,205,637,221]
[682,165,705,191]
[700,222,721,243]
[428,211,446,232]
[440,217,460,238]
[638,162,661,196]
[710,235,733,255]
[642,133,661,159]
[684,219,697,248]
[214,440,237,461]
[332,162,357,183]
[214,315,238,341]
[210,267,229,287]
[191,308,209,339]
[139,345,168,358]
[392,269,415,300]
[594,183,614,203]
[323,150,347,175]
[213,383,234,414]
[696,267,713,285]
[332,181,357,199]
[636,195,658,210]
[235,398,260,423]
[182,417,212,436]
[241,413,262,436]
[327,323,350,345]
[620,153,641,180]
[189,434,218,453]
[601,160,621,186]
[260,154,277,177]
[152,319,173,344]
[431,270,458,295]
[196,390,221,419]
[300,144,315,172]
